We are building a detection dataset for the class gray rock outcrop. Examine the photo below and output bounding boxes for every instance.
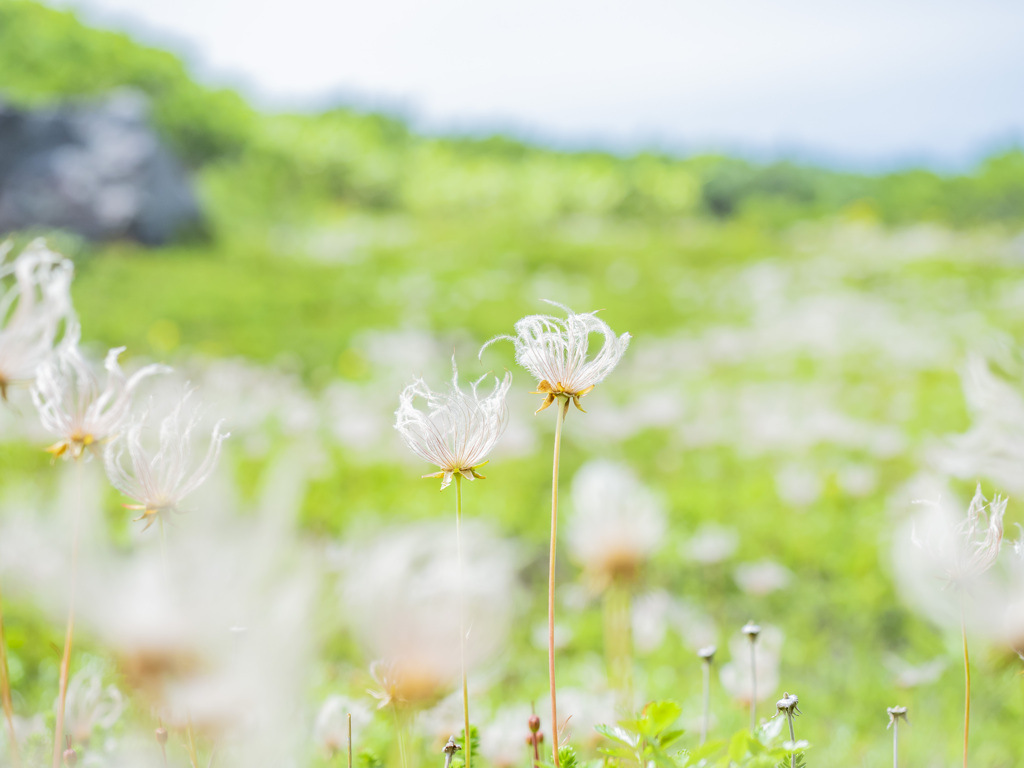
[0,89,202,244]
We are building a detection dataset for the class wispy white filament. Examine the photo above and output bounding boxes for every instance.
[105,387,229,524]
[32,333,169,459]
[395,358,511,489]
[912,484,1006,586]
[0,239,74,395]
[482,301,630,398]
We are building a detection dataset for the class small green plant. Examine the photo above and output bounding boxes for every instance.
[595,700,685,768]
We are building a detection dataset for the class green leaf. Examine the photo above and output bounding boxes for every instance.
[683,738,726,765]
[659,729,685,749]
[594,724,640,748]
[642,701,683,735]
[727,730,751,762]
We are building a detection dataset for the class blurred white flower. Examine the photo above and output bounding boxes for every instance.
[719,625,783,705]
[395,358,511,490]
[683,524,739,565]
[104,387,229,530]
[482,301,630,413]
[937,356,1024,494]
[912,484,1005,587]
[894,485,1008,635]
[343,521,520,708]
[567,460,665,589]
[734,560,793,596]
[882,654,947,688]
[32,334,168,460]
[314,695,372,756]
[556,688,616,749]
[74,502,316,759]
[60,665,124,746]
[774,463,822,508]
[0,239,74,401]
[479,705,532,768]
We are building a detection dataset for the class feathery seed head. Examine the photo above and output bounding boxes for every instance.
[104,386,229,529]
[0,239,75,401]
[912,484,1006,586]
[33,334,169,460]
[481,301,630,414]
[698,645,717,662]
[61,666,125,746]
[395,358,511,490]
[742,621,761,639]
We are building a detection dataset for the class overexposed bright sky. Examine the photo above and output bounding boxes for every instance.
[52,0,1024,169]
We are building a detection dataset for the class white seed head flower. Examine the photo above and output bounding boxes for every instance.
[911,483,1006,587]
[0,239,74,400]
[104,387,229,529]
[395,358,511,490]
[343,521,521,707]
[32,334,169,460]
[481,301,630,414]
[60,665,125,746]
[567,460,665,589]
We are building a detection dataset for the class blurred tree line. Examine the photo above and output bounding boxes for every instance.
[2,0,1023,232]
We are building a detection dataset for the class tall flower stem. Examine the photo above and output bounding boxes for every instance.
[547,397,569,768]
[347,712,353,768]
[960,594,970,768]
[0,584,22,768]
[51,458,84,768]
[392,704,409,768]
[454,474,471,768]
[185,717,199,768]
[603,582,632,712]
[785,709,796,768]
[748,637,757,734]
[892,717,899,768]
[700,658,711,745]
[158,522,199,768]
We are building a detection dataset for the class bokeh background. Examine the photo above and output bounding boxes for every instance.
[2,0,1024,765]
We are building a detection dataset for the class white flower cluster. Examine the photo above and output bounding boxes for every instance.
[0,239,229,529]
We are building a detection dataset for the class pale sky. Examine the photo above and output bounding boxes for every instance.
[51,0,1024,169]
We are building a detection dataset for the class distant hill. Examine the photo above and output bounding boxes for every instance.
[2,0,1022,231]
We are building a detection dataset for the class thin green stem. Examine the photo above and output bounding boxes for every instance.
[748,637,757,735]
[547,397,569,768]
[186,717,199,768]
[700,660,710,745]
[52,458,84,768]
[0,583,22,768]
[960,594,970,768]
[892,719,898,768]
[604,582,632,712]
[392,704,408,768]
[454,474,471,768]
[786,711,795,768]
[158,522,199,768]
[347,712,352,768]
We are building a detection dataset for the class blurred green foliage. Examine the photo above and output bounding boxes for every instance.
[2,4,1024,768]
[2,1,1023,230]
